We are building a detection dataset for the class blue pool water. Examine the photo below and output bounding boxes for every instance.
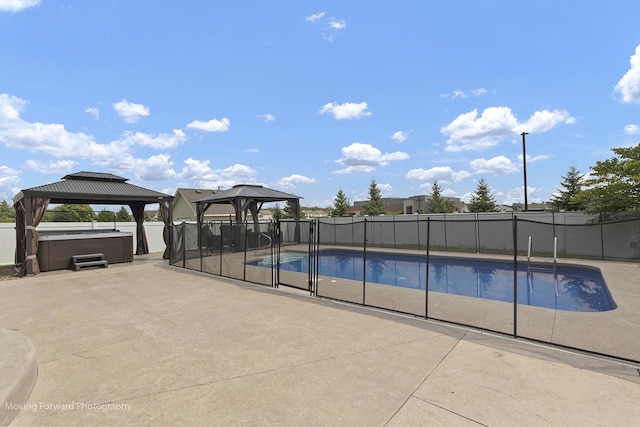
[252,249,616,312]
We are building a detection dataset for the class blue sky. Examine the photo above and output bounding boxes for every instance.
[1,1,640,209]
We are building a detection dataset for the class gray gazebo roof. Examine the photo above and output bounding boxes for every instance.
[13,171,173,205]
[195,184,301,223]
[195,184,301,204]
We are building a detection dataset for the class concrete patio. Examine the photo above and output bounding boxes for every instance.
[1,254,639,426]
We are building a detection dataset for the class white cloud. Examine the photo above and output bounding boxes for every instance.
[186,117,230,132]
[378,183,393,194]
[469,155,519,175]
[614,44,640,103]
[0,93,27,126]
[1,121,108,158]
[24,159,77,174]
[335,142,408,174]
[441,88,487,99]
[245,148,260,153]
[0,165,20,200]
[0,94,107,160]
[517,153,552,163]
[118,129,187,149]
[328,18,346,30]
[277,174,316,189]
[85,107,99,119]
[0,0,40,12]
[306,12,346,42]
[132,154,176,181]
[441,188,458,197]
[515,109,575,133]
[181,158,257,188]
[112,99,150,123]
[181,158,212,180]
[0,93,185,181]
[624,124,640,135]
[320,102,371,120]
[503,186,546,205]
[257,113,275,122]
[306,12,325,22]
[333,165,375,175]
[390,130,412,143]
[442,106,575,152]
[406,166,471,184]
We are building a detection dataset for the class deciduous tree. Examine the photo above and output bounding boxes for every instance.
[574,144,640,216]
[43,204,97,222]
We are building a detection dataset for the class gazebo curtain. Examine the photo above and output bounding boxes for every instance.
[160,200,171,259]
[14,200,25,267]
[16,197,50,276]
[129,203,149,255]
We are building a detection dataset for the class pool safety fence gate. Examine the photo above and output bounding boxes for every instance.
[170,214,640,364]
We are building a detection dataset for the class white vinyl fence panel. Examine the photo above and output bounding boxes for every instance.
[0,222,166,266]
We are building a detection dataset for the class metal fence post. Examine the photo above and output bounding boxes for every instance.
[475,213,480,254]
[600,221,605,260]
[363,217,367,306]
[181,221,186,269]
[307,220,314,294]
[425,217,430,319]
[513,216,518,338]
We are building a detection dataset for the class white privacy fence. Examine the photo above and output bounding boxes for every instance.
[0,222,167,266]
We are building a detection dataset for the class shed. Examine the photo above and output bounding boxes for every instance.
[12,171,174,276]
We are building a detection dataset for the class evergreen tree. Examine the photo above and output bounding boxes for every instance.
[332,189,350,217]
[574,144,640,215]
[429,181,453,213]
[283,200,305,219]
[271,204,283,221]
[0,200,15,223]
[116,206,133,222]
[468,178,499,213]
[97,209,116,222]
[361,179,386,216]
[550,163,584,211]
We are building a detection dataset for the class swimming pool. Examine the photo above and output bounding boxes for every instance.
[252,249,616,312]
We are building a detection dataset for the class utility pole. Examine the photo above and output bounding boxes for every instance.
[521,131,529,211]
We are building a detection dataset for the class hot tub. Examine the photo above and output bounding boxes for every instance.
[37,230,134,272]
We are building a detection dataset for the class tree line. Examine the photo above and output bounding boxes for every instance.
[1,143,639,222]
[328,143,640,218]
[0,203,141,223]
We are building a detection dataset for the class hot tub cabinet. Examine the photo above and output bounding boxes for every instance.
[37,230,134,272]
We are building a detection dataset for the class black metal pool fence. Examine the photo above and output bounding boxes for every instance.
[170,212,640,364]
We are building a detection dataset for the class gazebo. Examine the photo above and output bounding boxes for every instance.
[194,185,302,250]
[195,184,302,230]
[12,171,174,276]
